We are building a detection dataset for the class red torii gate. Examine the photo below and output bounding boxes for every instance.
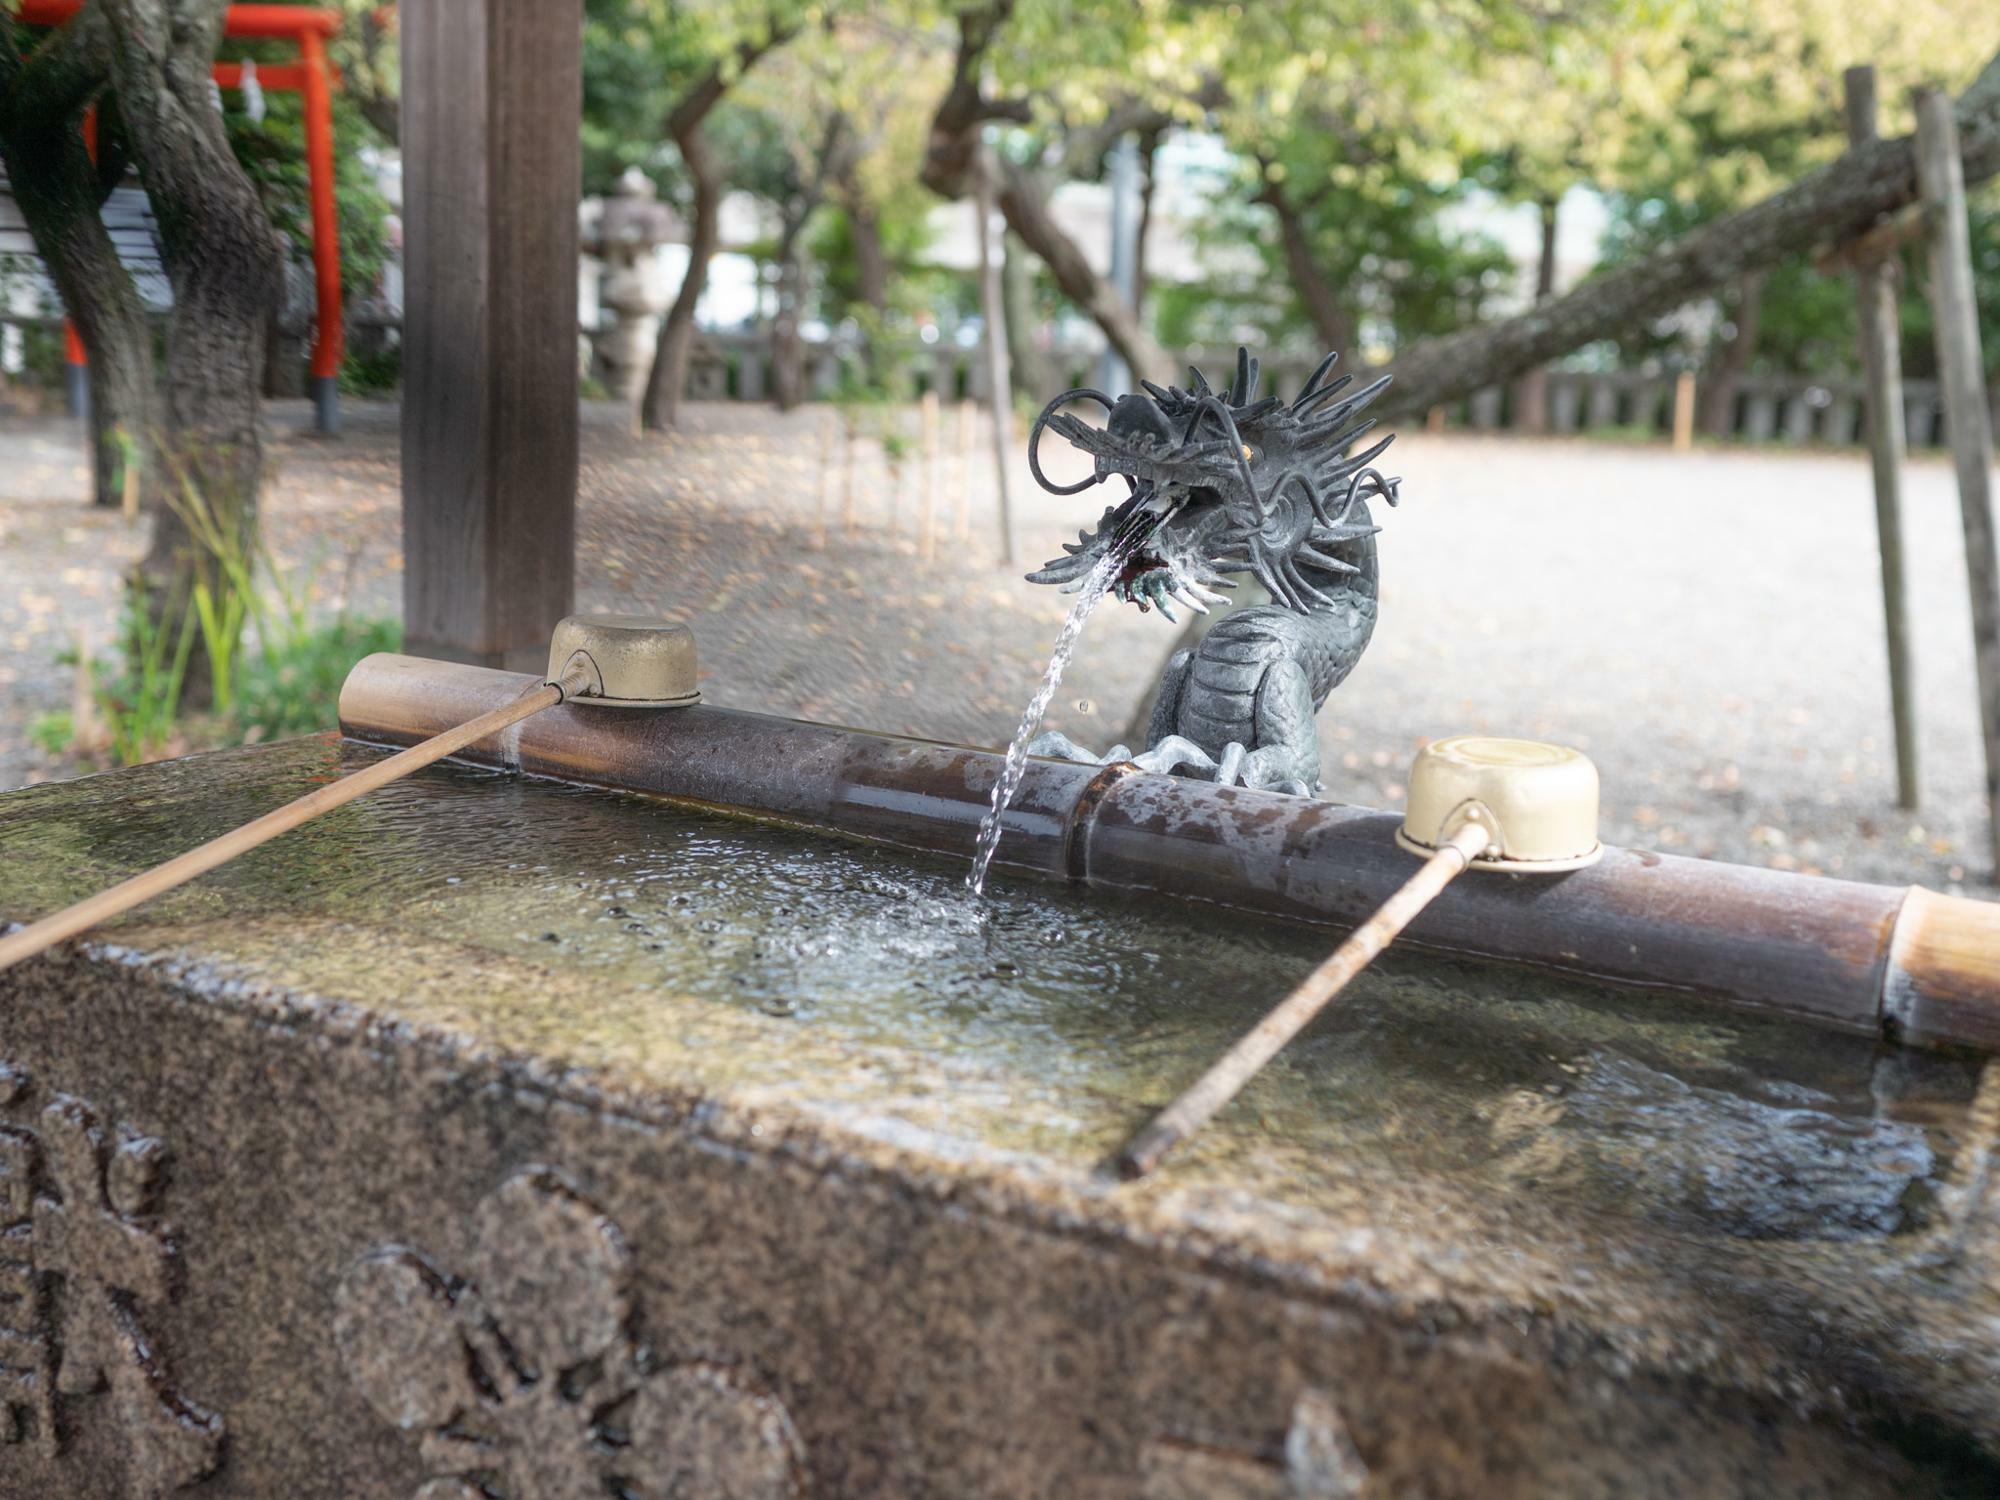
[16,2,347,432]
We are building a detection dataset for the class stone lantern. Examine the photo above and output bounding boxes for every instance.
[582,167,681,402]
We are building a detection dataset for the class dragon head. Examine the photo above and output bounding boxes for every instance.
[1025,347,1399,619]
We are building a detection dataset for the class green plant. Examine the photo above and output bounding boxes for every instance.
[38,446,401,769]
[93,582,201,766]
[234,615,401,740]
[340,343,402,396]
[27,710,73,758]
[159,456,257,717]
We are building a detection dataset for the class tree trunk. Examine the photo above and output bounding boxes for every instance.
[771,224,808,410]
[1377,50,2000,425]
[833,163,889,387]
[920,3,1166,382]
[847,195,889,314]
[101,0,283,705]
[640,122,719,431]
[994,159,1163,381]
[1132,126,1160,316]
[1265,177,1357,355]
[1697,270,1765,437]
[0,12,156,510]
[1510,196,1560,434]
[635,30,797,431]
[1000,229,1046,400]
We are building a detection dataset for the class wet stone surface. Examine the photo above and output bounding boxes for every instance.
[0,736,1973,1246]
[0,739,1997,1498]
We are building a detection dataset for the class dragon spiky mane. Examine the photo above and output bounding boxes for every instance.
[1025,346,1400,614]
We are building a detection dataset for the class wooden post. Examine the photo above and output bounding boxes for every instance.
[918,390,941,560]
[840,413,859,536]
[886,415,903,538]
[974,147,1019,566]
[1670,371,1696,451]
[953,398,975,540]
[299,27,344,435]
[401,0,581,670]
[1915,88,2000,872]
[814,412,836,551]
[1847,67,1920,811]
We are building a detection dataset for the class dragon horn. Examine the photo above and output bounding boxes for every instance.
[1293,371,1358,416]
[1319,433,1397,478]
[1294,350,1340,405]
[1188,365,1212,395]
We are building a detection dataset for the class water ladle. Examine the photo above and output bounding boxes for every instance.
[1116,736,1604,1178]
[0,615,698,976]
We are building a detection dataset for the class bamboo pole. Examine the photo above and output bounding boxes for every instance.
[1117,816,1492,1178]
[954,398,975,540]
[840,414,859,536]
[0,667,591,975]
[1671,371,1697,451]
[1847,67,1921,811]
[919,390,941,560]
[1914,89,2000,874]
[814,411,836,551]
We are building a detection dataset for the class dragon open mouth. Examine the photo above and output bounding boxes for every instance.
[1024,348,1400,620]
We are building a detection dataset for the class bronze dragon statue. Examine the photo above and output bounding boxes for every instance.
[1024,347,1399,796]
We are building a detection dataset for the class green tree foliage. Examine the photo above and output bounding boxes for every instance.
[1596,0,2000,385]
[223,91,392,304]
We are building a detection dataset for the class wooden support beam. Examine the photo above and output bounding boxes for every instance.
[1915,89,2000,873]
[400,0,581,669]
[1847,66,1921,812]
[974,149,1019,567]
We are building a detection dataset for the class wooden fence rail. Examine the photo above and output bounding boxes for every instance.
[684,331,1981,452]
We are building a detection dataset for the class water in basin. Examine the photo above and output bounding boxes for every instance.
[0,737,1975,1245]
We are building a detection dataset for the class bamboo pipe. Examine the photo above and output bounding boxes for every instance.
[336,655,2000,1055]
[0,663,593,976]
[1119,814,1494,1177]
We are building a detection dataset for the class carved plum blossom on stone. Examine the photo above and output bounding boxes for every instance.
[0,1061,225,1497]
[334,1165,807,1500]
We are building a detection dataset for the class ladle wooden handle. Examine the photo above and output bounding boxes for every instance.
[0,666,591,977]
[1117,815,1493,1179]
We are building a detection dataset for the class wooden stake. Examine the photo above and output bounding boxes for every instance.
[1117,817,1492,1178]
[814,411,836,551]
[954,398,975,540]
[1915,89,2000,874]
[919,390,941,560]
[840,414,859,536]
[0,667,589,976]
[1847,66,1920,811]
[974,147,1019,566]
[1671,371,1696,451]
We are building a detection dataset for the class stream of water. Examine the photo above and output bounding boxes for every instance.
[967,532,1144,894]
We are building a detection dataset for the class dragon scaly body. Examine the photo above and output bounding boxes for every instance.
[1023,346,1399,795]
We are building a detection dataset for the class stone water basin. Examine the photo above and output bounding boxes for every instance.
[0,736,1995,1498]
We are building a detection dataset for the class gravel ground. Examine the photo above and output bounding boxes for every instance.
[1,397,1994,897]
